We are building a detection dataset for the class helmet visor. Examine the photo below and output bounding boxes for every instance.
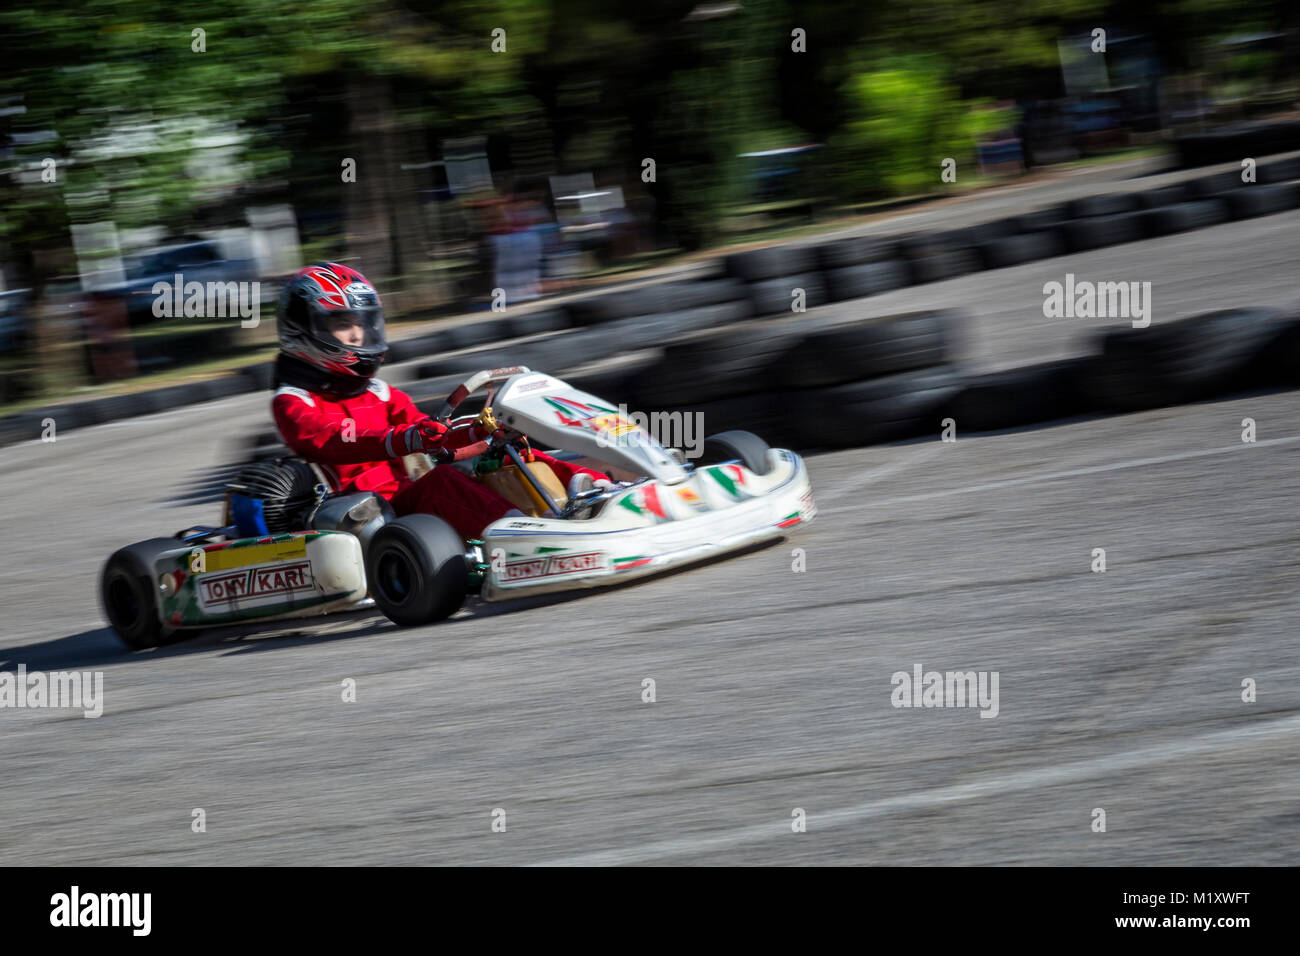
[311,305,386,354]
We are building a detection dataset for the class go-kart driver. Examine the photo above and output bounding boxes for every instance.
[271,263,609,540]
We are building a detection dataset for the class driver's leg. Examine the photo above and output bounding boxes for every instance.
[530,451,607,487]
[391,465,518,540]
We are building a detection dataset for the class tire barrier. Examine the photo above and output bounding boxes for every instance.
[1078,308,1292,412]
[771,310,958,388]
[566,276,746,326]
[1173,120,1300,168]
[747,272,829,316]
[824,260,912,302]
[5,147,1299,447]
[940,359,1091,432]
[1137,199,1230,237]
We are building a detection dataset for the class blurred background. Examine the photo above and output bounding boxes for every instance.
[1,0,1298,409]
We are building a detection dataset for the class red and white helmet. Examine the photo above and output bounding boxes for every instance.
[277,263,387,379]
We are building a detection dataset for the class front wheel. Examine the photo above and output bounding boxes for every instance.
[365,515,469,627]
[699,430,774,476]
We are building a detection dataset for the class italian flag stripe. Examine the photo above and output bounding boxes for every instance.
[614,557,653,570]
[708,466,740,497]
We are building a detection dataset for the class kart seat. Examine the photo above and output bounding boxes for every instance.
[309,491,395,555]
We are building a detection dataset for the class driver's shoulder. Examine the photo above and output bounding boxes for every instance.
[366,377,393,402]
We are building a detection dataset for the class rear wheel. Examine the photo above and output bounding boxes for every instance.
[101,538,185,650]
[699,430,774,476]
[366,515,469,627]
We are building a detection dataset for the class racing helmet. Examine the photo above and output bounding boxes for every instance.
[277,263,387,380]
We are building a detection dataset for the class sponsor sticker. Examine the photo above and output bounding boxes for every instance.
[514,379,553,393]
[501,552,606,583]
[676,487,708,512]
[203,538,308,572]
[588,413,638,438]
[199,560,315,607]
[503,558,547,581]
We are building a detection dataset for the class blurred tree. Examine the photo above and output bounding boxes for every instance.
[827,57,1000,201]
[2,0,1297,293]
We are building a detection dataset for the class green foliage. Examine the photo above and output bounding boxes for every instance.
[828,58,1000,200]
[1,0,1297,271]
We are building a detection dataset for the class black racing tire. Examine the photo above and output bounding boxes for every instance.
[950,218,1020,247]
[747,272,828,316]
[724,245,818,282]
[0,412,49,448]
[648,277,748,312]
[564,355,663,409]
[1136,199,1229,237]
[897,233,960,261]
[942,359,1090,432]
[907,249,980,285]
[632,326,804,407]
[1222,183,1300,220]
[1185,170,1246,198]
[815,235,901,270]
[772,309,959,388]
[1135,184,1190,209]
[1010,209,1065,233]
[792,365,965,448]
[600,300,751,349]
[101,538,187,650]
[566,277,747,326]
[1259,156,1300,184]
[366,515,468,627]
[1260,315,1300,385]
[385,331,450,363]
[699,430,774,476]
[239,362,277,389]
[504,308,570,338]
[417,330,611,380]
[444,319,509,351]
[78,394,153,427]
[1064,193,1140,218]
[1079,308,1289,412]
[1061,211,1143,252]
[824,259,912,302]
[973,231,1065,270]
[652,391,802,453]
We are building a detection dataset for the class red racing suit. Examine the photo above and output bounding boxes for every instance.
[272,377,604,540]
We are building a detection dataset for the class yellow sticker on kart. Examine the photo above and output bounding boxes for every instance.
[589,413,638,437]
[203,538,308,572]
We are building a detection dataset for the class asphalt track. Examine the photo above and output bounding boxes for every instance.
[1,210,1297,865]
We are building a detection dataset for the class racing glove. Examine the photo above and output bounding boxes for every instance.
[405,417,504,464]
[384,418,449,457]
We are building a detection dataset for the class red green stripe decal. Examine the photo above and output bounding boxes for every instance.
[613,556,652,570]
[641,483,668,519]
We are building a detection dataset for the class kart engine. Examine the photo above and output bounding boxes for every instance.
[226,458,326,534]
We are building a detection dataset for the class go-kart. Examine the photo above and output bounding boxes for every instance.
[100,366,816,649]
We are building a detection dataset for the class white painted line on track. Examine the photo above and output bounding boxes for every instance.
[819,436,1298,516]
[814,443,947,506]
[535,712,1300,866]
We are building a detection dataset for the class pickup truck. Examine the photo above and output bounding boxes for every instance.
[113,240,258,325]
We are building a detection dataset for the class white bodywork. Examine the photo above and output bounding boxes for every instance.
[477,370,816,601]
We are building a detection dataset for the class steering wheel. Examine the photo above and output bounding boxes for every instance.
[434,365,532,423]
[424,366,532,464]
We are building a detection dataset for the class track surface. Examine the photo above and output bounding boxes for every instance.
[1,212,1297,865]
